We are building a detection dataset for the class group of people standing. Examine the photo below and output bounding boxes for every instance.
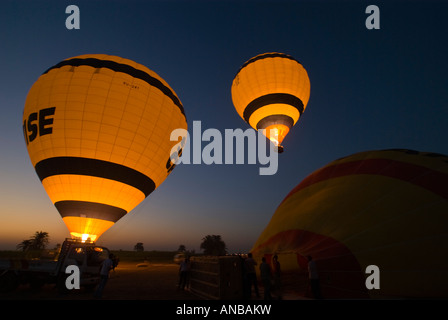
[243,253,322,300]
[93,252,322,300]
[242,253,282,300]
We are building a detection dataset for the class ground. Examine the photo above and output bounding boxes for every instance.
[0,260,309,300]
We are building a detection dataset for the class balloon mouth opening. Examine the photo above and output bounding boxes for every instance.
[262,124,289,151]
[70,232,97,243]
[63,217,113,243]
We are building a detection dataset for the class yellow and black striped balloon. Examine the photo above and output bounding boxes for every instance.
[251,149,448,299]
[22,54,187,242]
[231,52,310,152]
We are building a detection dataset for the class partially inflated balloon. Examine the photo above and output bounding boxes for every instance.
[251,149,448,298]
[231,52,310,152]
[23,54,187,242]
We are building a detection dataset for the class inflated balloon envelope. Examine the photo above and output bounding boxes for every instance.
[231,52,310,153]
[22,54,187,242]
[251,149,448,298]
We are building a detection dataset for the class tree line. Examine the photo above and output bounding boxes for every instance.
[17,232,228,256]
[135,234,228,256]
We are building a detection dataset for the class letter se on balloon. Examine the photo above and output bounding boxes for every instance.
[23,107,56,145]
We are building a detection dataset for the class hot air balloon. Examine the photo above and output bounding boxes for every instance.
[22,54,187,242]
[251,149,448,299]
[231,52,310,153]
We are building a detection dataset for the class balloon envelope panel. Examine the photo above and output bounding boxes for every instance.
[23,54,187,241]
[251,149,448,298]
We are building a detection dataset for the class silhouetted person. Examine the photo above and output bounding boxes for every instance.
[240,255,251,299]
[272,255,282,299]
[94,253,114,299]
[307,255,322,299]
[112,255,119,271]
[109,254,119,278]
[178,257,191,290]
[260,257,272,300]
[244,253,260,298]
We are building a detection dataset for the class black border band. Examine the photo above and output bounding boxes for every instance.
[43,57,186,118]
[235,53,301,78]
[35,157,155,197]
[55,200,126,222]
[243,93,304,123]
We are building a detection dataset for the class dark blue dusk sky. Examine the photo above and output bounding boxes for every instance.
[1,0,447,252]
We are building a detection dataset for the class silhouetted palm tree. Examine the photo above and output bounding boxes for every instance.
[17,231,50,251]
[30,231,49,250]
[17,239,33,252]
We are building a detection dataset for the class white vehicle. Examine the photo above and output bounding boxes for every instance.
[0,238,110,293]
[173,253,186,264]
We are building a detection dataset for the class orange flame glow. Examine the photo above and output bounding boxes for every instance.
[263,124,290,147]
[70,232,98,243]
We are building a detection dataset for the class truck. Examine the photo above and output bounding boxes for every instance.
[0,238,111,293]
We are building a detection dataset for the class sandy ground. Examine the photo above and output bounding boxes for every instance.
[0,262,195,300]
[0,261,309,300]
